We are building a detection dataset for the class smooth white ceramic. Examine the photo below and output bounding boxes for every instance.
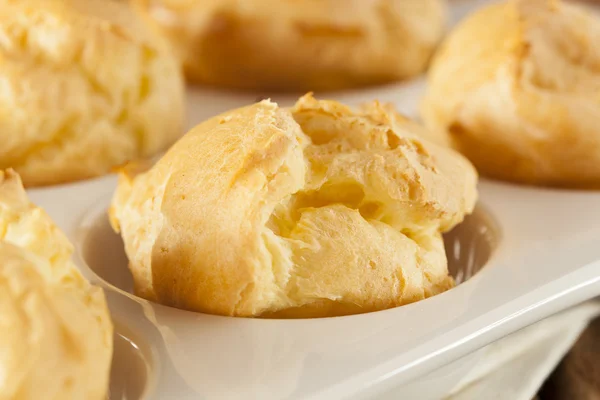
[24,1,600,399]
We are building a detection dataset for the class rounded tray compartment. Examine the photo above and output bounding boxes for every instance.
[80,204,499,306]
[109,323,154,400]
[444,206,499,284]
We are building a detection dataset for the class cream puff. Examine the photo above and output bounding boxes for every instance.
[0,170,113,399]
[110,94,477,318]
[0,0,185,186]
[133,0,446,91]
[422,0,600,188]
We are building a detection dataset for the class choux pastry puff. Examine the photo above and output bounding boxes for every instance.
[132,0,447,91]
[0,170,113,399]
[0,0,184,186]
[422,0,600,188]
[110,95,478,318]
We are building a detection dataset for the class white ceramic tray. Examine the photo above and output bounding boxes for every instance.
[29,171,600,400]
[26,1,600,399]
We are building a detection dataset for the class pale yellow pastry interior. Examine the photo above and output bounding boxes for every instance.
[133,0,447,91]
[110,94,477,318]
[422,0,600,188]
[0,170,113,400]
[0,0,185,187]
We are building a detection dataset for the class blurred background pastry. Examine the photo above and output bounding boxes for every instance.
[110,95,477,318]
[0,170,112,400]
[132,0,447,91]
[421,0,600,188]
[0,0,185,187]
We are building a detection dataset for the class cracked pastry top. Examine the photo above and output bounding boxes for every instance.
[421,0,600,188]
[0,170,112,399]
[0,0,184,187]
[110,94,477,318]
[132,0,447,91]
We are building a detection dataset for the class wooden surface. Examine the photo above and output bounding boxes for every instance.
[539,315,600,400]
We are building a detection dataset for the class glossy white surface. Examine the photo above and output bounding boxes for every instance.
[25,1,600,398]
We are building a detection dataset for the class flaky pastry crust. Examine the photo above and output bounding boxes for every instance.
[0,0,184,186]
[110,95,477,318]
[422,0,600,188]
[133,0,446,91]
[0,169,113,399]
